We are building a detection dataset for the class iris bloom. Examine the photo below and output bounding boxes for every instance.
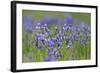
[64,15,73,24]
[23,16,34,32]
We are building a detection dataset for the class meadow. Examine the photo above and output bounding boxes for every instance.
[22,10,91,63]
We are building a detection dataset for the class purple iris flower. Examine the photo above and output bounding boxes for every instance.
[35,22,41,29]
[44,48,58,61]
[71,25,77,31]
[66,36,70,41]
[44,23,48,27]
[83,32,89,44]
[41,16,62,25]
[49,39,55,47]
[53,48,58,52]
[35,33,44,50]
[44,54,56,61]
[57,40,62,47]
[64,15,73,24]
[35,39,43,50]
[35,39,39,47]
[48,50,54,55]
[53,37,57,41]
[79,22,88,31]
[45,32,49,38]
[41,37,45,44]
[74,33,80,41]
[59,30,64,37]
[63,26,69,31]
[36,33,41,40]
[23,16,34,32]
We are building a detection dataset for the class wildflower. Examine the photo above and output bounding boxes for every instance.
[64,15,73,24]
[23,16,34,32]
[49,39,55,47]
[44,54,56,61]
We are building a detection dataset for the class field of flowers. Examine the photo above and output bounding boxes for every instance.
[22,10,91,63]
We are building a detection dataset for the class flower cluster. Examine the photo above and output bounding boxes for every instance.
[23,15,90,62]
